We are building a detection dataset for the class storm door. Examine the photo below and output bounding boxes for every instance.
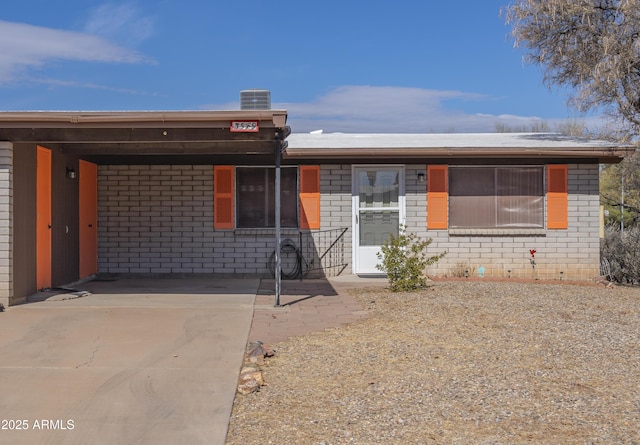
[353,166,404,274]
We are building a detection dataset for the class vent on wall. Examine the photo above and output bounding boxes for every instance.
[240,89,271,110]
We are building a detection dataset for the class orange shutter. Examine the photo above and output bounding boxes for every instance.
[547,164,568,229]
[299,165,320,229]
[427,165,448,229]
[214,166,234,229]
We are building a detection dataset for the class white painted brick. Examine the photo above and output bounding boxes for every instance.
[97,162,602,280]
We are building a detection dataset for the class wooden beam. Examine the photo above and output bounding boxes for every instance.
[59,141,275,156]
[0,127,279,144]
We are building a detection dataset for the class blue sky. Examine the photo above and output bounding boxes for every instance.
[0,1,594,133]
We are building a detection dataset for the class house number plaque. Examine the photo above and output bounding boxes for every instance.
[230,121,259,132]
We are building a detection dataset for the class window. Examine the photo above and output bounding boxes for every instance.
[449,166,544,228]
[236,167,297,228]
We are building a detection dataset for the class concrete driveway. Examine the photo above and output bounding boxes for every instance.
[0,278,258,445]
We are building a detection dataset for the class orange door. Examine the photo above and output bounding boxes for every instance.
[36,146,52,290]
[79,160,98,278]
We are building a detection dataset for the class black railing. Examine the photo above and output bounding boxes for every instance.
[268,227,349,279]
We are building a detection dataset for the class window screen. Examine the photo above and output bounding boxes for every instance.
[236,167,297,228]
[449,166,544,228]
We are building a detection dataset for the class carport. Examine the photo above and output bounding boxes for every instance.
[0,110,289,308]
[0,277,259,444]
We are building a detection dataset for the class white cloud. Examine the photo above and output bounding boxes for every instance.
[30,78,160,97]
[278,86,566,133]
[0,19,153,83]
[203,86,596,134]
[84,2,154,44]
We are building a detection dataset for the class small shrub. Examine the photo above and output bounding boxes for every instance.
[376,226,446,292]
[451,262,475,278]
[601,225,640,284]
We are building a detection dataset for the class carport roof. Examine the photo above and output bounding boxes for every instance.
[0,110,289,157]
[0,111,634,163]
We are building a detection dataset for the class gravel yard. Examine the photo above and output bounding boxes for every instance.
[226,281,640,444]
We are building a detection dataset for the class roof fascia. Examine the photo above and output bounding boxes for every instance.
[283,146,635,163]
[0,110,288,129]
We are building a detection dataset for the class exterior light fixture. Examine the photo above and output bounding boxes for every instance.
[66,168,76,179]
[417,172,425,183]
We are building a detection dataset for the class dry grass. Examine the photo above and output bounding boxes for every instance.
[227,281,640,444]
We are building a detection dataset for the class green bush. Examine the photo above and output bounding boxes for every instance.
[376,226,446,292]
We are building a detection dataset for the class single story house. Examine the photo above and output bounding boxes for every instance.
[286,132,633,280]
[0,110,633,308]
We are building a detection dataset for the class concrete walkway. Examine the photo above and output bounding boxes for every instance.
[0,275,387,445]
[0,278,257,445]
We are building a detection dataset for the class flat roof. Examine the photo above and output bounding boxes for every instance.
[0,111,634,163]
[0,110,288,128]
[288,132,620,148]
[285,132,635,162]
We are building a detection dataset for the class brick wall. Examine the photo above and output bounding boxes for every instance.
[98,165,287,277]
[408,163,601,280]
[329,163,600,281]
[98,163,601,281]
[0,142,12,308]
[98,165,350,278]
[318,164,352,274]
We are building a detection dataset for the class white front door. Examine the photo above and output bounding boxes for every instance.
[353,166,404,275]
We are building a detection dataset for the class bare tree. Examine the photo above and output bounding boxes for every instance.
[601,151,640,226]
[503,0,640,140]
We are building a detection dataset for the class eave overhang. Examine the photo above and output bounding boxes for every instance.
[0,110,289,156]
[284,132,635,164]
[283,146,634,163]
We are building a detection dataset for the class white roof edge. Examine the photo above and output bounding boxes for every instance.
[287,132,626,149]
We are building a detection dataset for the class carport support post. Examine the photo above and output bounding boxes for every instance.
[274,136,282,307]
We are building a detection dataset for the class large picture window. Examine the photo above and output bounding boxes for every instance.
[449,166,544,228]
[236,167,297,228]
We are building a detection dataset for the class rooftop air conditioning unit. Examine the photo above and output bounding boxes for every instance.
[240,89,271,110]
